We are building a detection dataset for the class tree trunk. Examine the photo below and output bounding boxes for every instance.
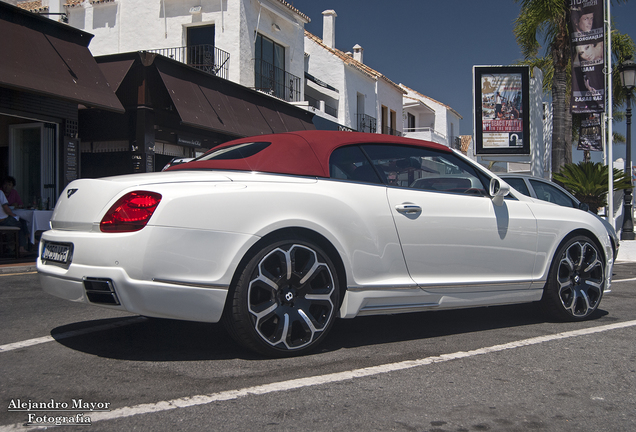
[550,11,572,175]
[552,67,568,173]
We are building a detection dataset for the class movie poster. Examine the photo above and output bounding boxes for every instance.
[569,0,605,114]
[474,66,530,155]
[578,113,603,151]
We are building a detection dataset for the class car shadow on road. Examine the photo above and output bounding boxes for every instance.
[50,302,610,361]
[322,303,609,352]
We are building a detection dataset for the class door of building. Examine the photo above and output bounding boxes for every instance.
[9,123,57,209]
[187,25,216,74]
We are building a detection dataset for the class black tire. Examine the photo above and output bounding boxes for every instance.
[541,235,604,321]
[223,237,340,356]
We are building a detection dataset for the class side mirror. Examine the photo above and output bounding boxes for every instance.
[490,178,510,206]
[578,202,590,212]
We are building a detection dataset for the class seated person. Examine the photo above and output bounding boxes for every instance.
[2,176,23,208]
[0,188,28,255]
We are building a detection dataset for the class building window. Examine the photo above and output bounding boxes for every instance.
[255,33,286,99]
[187,25,216,74]
[390,109,397,135]
[407,113,415,131]
[381,106,398,135]
[381,105,388,133]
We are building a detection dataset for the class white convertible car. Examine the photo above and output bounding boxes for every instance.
[38,131,613,356]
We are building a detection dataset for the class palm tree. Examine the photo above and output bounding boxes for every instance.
[553,162,631,212]
[514,1,633,174]
[514,0,571,174]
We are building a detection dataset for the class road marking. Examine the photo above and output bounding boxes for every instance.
[1,319,634,431]
[611,276,636,283]
[0,317,146,353]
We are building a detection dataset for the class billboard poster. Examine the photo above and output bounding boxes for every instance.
[569,0,605,113]
[578,113,603,151]
[474,66,530,155]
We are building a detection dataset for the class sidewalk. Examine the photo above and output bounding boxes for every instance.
[616,240,636,263]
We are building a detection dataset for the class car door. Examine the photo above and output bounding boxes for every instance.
[362,144,539,292]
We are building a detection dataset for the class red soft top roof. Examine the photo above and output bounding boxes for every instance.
[168,130,452,177]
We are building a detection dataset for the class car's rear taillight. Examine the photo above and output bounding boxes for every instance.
[100,191,162,233]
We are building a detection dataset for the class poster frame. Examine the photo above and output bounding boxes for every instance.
[474,65,531,156]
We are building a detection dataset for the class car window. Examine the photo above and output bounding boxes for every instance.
[503,178,531,196]
[529,180,577,208]
[329,145,384,184]
[362,144,489,195]
[196,142,271,160]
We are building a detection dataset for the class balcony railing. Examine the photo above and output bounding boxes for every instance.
[356,114,377,133]
[403,127,447,145]
[254,58,301,102]
[451,136,461,150]
[147,44,230,80]
[382,125,402,136]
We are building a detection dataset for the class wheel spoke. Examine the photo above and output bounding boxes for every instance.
[251,301,278,321]
[299,260,321,285]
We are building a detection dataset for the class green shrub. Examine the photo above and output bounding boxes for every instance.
[553,162,632,213]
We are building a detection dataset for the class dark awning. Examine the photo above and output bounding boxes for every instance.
[97,59,135,93]
[0,2,124,113]
[153,55,315,137]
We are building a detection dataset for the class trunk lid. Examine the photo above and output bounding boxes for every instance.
[51,171,232,231]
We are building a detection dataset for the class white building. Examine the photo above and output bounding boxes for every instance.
[28,0,310,102]
[400,84,462,149]
[303,10,405,134]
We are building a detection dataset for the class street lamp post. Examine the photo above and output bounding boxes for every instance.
[620,57,636,240]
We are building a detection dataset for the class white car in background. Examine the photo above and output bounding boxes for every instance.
[38,131,614,356]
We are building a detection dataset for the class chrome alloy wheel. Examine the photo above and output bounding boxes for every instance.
[247,244,336,350]
[556,240,604,318]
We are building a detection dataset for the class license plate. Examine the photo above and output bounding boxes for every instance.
[41,242,73,265]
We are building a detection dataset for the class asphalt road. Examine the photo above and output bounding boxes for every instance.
[1,264,635,431]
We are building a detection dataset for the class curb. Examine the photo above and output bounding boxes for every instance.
[0,264,37,274]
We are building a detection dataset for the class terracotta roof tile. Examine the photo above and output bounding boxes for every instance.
[460,135,472,154]
[65,0,85,7]
[305,30,404,93]
[16,1,47,12]
[276,1,310,23]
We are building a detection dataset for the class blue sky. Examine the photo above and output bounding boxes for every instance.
[289,0,636,163]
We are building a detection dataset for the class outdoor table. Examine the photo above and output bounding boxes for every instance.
[14,209,54,245]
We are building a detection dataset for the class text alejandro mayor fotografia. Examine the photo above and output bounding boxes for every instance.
[8,398,112,426]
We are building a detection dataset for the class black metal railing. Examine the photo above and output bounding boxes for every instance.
[254,58,301,102]
[451,136,462,150]
[382,125,402,136]
[356,114,377,133]
[147,44,230,80]
[305,94,320,109]
[325,104,338,117]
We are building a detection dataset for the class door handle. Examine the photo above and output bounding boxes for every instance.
[395,204,421,214]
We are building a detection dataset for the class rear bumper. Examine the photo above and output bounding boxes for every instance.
[38,263,229,322]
